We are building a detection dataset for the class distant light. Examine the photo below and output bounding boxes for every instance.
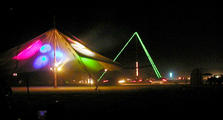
[215,75,220,78]
[38,110,47,118]
[104,69,108,72]
[13,73,17,77]
[162,78,167,82]
[87,78,94,84]
[88,78,94,84]
[118,80,125,84]
[169,72,173,78]
[131,80,137,83]
[90,80,94,84]
[136,61,139,77]
[178,77,182,80]
[103,80,109,83]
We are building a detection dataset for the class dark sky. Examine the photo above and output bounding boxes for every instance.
[1,5,222,77]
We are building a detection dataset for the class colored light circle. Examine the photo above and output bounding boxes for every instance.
[33,55,49,69]
[40,44,51,53]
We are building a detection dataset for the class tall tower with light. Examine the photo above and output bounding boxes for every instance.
[136,61,139,79]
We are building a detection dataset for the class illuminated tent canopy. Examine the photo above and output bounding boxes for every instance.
[0,29,120,85]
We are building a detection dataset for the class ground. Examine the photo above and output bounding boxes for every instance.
[3,85,223,119]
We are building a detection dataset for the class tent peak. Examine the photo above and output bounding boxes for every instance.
[49,28,59,32]
[46,28,62,35]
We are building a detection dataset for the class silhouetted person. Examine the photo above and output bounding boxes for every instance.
[190,68,203,86]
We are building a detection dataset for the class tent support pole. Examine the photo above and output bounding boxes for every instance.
[54,36,57,88]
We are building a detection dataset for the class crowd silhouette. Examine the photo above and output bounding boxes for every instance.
[206,75,223,86]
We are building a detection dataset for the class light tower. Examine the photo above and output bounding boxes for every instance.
[136,61,139,79]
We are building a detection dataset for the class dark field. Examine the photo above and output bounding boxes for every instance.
[2,85,223,119]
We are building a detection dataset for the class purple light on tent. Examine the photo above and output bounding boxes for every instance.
[40,44,51,53]
[13,40,42,60]
[33,55,49,69]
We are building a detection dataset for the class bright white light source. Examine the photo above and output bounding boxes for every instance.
[215,75,220,78]
[57,67,62,71]
[118,80,125,84]
[90,80,94,84]
[169,72,173,78]
[87,78,94,84]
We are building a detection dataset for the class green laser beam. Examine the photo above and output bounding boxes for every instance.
[97,32,162,82]
[113,33,136,62]
[97,33,136,82]
[135,32,162,78]
[97,71,107,82]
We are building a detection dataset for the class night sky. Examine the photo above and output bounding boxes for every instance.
[1,5,222,77]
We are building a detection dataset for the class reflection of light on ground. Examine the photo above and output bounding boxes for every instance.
[12,81,189,93]
[12,86,149,93]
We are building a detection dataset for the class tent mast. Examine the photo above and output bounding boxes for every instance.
[53,39,57,88]
[53,16,57,88]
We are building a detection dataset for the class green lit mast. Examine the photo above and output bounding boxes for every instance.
[97,32,162,82]
[134,32,162,78]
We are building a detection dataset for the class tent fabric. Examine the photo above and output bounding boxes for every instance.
[0,29,120,75]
